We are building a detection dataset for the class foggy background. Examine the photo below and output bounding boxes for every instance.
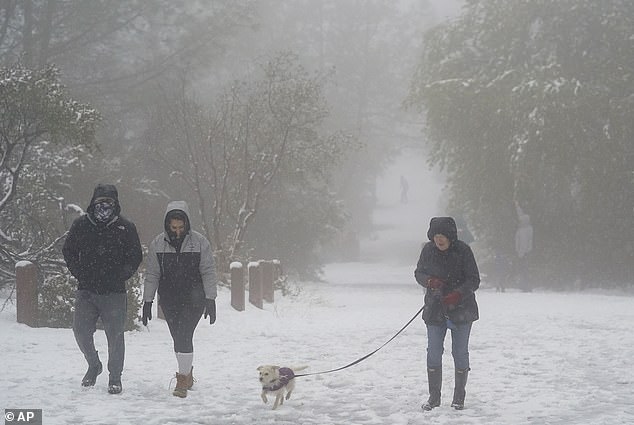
[1,0,632,305]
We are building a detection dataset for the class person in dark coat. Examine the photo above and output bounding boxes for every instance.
[62,184,143,394]
[141,200,217,398]
[514,200,533,291]
[414,216,480,411]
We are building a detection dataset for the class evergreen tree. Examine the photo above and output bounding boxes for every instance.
[409,0,634,286]
[0,63,98,285]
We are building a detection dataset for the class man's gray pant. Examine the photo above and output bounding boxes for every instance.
[73,290,127,378]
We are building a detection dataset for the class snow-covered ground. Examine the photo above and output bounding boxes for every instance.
[2,269,634,425]
[2,150,633,424]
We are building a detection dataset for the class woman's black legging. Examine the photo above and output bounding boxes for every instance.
[160,302,205,353]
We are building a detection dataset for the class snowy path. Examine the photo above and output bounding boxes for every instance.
[2,269,633,425]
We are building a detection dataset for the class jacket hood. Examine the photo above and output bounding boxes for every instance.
[164,200,191,235]
[427,216,458,242]
[87,183,121,217]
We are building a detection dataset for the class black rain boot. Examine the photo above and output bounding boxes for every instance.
[451,368,469,410]
[108,375,122,394]
[81,356,103,387]
[422,367,442,411]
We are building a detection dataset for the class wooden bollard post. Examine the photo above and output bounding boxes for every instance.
[272,259,281,282]
[15,261,38,327]
[230,261,245,311]
[260,260,274,303]
[248,261,263,309]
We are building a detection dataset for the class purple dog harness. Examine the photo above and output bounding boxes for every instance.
[263,367,295,392]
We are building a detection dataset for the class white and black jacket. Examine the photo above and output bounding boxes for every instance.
[143,201,217,307]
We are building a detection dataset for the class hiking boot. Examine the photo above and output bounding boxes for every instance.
[185,366,195,390]
[81,361,103,387]
[422,367,442,411]
[173,372,189,398]
[107,375,122,394]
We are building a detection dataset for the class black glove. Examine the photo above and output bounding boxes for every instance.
[203,298,216,325]
[142,301,153,326]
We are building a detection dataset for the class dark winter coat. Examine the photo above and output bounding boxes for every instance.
[415,217,480,325]
[143,201,217,307]
[62,184,143,294]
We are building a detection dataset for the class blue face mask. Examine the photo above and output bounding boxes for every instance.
[94,200,115,222]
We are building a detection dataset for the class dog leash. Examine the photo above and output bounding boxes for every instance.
[294,304,424,378]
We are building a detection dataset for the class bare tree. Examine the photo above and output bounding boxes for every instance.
[145,53,346,271]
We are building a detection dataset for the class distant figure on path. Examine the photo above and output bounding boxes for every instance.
[492,250,512,292]
[415,217,480,412]
[400,175,409,204]
[514,201,533,291]
[62,184,143,394]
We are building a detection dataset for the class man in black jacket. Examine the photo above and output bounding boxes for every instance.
[62,184,142,394]
[415,217,480,411]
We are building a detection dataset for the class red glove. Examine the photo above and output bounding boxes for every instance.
[427,276,445,290]
[442,291,462,306]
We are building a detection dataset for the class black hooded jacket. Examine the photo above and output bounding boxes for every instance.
[415,217,480,325]
[62,184,143,294]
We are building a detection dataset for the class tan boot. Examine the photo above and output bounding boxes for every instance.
[185,366,194,390]
[173,372,188,398]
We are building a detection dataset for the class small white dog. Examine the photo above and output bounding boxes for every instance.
[257,365,308,409]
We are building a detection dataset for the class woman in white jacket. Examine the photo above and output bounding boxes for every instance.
[141,200,218,398]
